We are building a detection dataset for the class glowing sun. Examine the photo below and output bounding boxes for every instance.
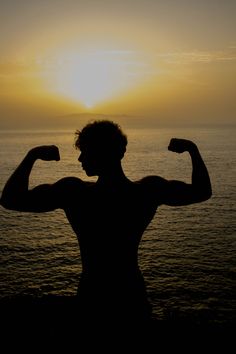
[48,50,146,108]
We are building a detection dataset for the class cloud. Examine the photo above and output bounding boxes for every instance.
[156,47,236,65]
[0,60,43,79]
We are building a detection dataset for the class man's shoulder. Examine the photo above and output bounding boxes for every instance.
[134,176,168,205]
[54,177,95,190]
[138,175,168,187]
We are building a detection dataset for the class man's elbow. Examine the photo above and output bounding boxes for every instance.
[198,187,212,202]
[1,198,14,210]
[0,196,22,211]
[0,196,9,209]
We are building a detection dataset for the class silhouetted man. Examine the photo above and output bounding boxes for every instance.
[0,120,212,325]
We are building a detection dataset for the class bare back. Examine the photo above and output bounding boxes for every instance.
[62,177,158,277]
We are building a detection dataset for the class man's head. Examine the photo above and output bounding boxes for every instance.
[75,120,127,176]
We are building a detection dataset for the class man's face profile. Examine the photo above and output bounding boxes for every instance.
[79,146,110,177]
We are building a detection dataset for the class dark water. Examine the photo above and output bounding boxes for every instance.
[0,127,235,325]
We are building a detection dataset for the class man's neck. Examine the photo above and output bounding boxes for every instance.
[97,163,130,186]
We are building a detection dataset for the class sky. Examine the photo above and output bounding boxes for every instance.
[0,0,235,129]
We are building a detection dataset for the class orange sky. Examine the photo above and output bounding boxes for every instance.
[0,0,235,128]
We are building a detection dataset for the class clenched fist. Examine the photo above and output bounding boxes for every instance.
[168,138,196,153]
[29,145,60,161]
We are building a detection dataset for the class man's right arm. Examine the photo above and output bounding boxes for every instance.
[146,138,212,206]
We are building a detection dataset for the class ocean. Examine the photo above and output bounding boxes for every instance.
[0,126,235,325]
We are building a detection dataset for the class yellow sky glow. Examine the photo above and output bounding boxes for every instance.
[44,49,153,109]
[0,1,235,128]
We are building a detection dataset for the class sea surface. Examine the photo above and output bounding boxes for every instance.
[0,126,235,324]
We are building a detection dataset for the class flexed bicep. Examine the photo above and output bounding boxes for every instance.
[161,180,202,206]
[151,175,211,206]
[146,175,209,207]
[21,183,62,212]
[20,177,83,212]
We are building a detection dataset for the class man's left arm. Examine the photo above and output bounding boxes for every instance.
[0,145,64,212]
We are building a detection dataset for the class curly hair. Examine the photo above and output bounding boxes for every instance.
[75,120,128,159]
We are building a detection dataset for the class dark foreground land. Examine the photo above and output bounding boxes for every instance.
[0,295,234,350]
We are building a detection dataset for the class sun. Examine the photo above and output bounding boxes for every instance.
[47,49,147,108]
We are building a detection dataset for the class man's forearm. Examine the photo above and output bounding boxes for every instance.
[189,144,212,199]
[0,150,38,208]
